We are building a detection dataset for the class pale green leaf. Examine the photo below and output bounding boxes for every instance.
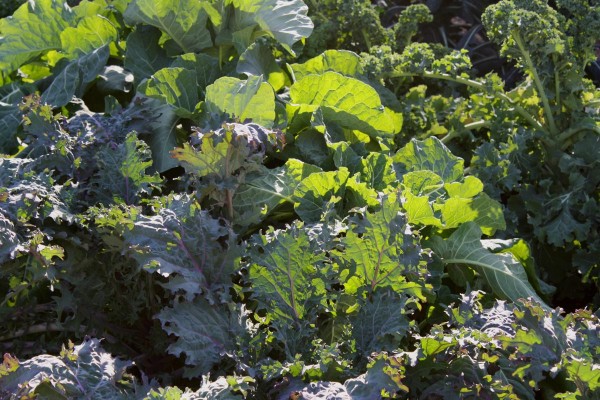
[293,168,350,222]
[123,0,213,53]
[290,49,363,81]
[437,193,506,235]
[394,137,464,182]
[429,222,549,309]
[247,222,327,324]
[204,76,275,128]
[60,15,117,58]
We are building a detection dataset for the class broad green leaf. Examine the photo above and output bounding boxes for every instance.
[139,67,199,118]
[237,40,287,91]
[204,76,275,128]
[156,300,245,377]
[291,49,363,81]
[247,223,327,324]
[444,175,484,198]
[338,194,424,297]
[41,45,110,107]
[233,159,321,227]
[359,153,398,191]
[436,193,506,235]
[217,0,313,54]
[92,132,162,205]
[60,15,117,58]
[401,170,444,196]
[331,142,362,173]
[133,96,179,172]
[0,0,73,73]
[289,71,400,141]
[124,26,171,82]
[394,137,464,182]
[123,0,213,53]
[124,195,239,299]
[429,222,549,309]
[293,168,350,222]
[351,290,411,353]
[402,191,441,227]
[171,53,220,95]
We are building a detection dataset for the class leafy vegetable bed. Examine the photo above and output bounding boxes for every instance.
[0,0,598,398]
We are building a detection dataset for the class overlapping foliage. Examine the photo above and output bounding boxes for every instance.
[0,0,598,398]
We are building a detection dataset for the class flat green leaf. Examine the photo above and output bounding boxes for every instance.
[124,26,171,82]
[402,191,441,227]
[41,45,110,107]
[0,0,73,73]
[217,0,313,54]
[394,137,464,182]
[237,40,287,91]
[171,53,220,96]
[157,300,245,377]
[358,153,398,191]
[436,193,506,235]
[338,194,424,296]
[60,15,117,58]
[429,222,549,309]
[139,67,199,118]
[289,71,400,141]
[293,168,350,222]
[123,0,213,53]
[290,49,363,81]
[233,159,321,227]
[247,223,328,325]
[205,76,275,127]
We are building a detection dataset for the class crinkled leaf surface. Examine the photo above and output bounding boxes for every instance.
[289,71,400,141]
[247,223,327,325]
[157,299,245,377]
[124,0,213,53]
[351,290,411,353]
[394,137,464,182]
[204,76,275,128]
[0,338,134,398]
[290,49,364,80]
[292,168,349,222]
[124,195,239,299]
[429,223,549,309]
[338,194,423,296]
[0,83,34,152]
[60,15,117,58]
[92,132,162,205]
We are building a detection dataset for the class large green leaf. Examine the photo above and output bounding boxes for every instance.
[41,45,110,107]
[124,26,171,82]
[393,137,464,182]
[338,194,424,297]
[292,168,350,222]
[171,53,220,96]
[216,0,313,54]
[0,0,73,73]
[156,300,246,377]
[233,159,321,226]
[123,0,213,53]
[139,67,199,118]
[288,71,401,141]
[429,222,549,309]
[247,222,327,325]
[59,15,117,58]
[290,49,363,81]
[237,40,287,91]
[204,76,275,128]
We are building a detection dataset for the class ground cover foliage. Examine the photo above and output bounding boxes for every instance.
[0,0,598,398]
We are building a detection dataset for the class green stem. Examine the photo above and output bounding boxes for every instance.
[557,124,600,150]
[553,53,561,112]
[389,70,546,132]
[513,31,558,135]
[361,29,372,50]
